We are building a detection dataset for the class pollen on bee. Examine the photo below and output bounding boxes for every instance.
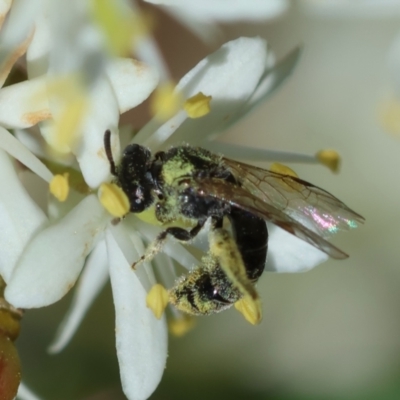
[316,149,340,173]
[183,92,212,119]
[98,182,130,218]
[49,173,70,202]
[168,315,196,337]
[270,162,298,178]
[234,295,262,325]
[146,284,169,319]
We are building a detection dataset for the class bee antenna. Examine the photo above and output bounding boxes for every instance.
[104,129,117,176]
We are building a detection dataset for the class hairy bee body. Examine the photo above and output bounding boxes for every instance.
[104,130,363,317]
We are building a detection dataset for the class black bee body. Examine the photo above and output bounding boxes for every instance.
[104,130,363,317]
[106,132,268,315]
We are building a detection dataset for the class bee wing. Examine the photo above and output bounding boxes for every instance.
[222,158,364,239]
[190,177,349,259]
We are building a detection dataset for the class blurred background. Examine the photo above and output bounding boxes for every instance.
[16,1,400,399]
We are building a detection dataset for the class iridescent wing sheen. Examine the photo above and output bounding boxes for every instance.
[186,158,364,260]
[222,158,364,238]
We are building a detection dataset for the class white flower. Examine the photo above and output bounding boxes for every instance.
[0,0,159,189]
[1,36,330,400]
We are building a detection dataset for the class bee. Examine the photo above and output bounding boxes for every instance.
[104,130,364,317]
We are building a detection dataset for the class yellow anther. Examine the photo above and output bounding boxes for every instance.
[146,284,169,319]
[234,295,262,325]
[183,92,212,119]
[270,162,298,178]
[98,183,130,218]
[379,98,400,135]
[91,0,152,56]
[316,149,340,173]
[150,82,182,121]
[168,316,196,337]
[49,173,70,202]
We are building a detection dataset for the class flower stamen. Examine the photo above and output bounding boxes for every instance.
[98,182,130,218]
[270,162,298,178]
[184,92,212,119]
[146,284,169,319]
[168,315,196,337]
[49,173,70,202]
[316,149,340,173]
[150,82,182,121]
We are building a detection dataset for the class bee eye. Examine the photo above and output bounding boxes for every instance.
[197,274,230,304]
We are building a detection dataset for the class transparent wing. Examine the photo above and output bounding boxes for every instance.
[222,158,364,239]
[188,177,349,259]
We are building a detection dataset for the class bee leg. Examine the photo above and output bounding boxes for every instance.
[209,227,261,312]
[132,221,205,269]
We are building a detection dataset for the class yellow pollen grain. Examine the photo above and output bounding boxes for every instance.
[168,316,196,337]
[49,173,70,202]
[98,183,130,218]
[316,149,340,173]
[234,295,262,325]
[146,284,169,319]
[270,162,298,178]
[150,82,182,121]
[183,92,212,119]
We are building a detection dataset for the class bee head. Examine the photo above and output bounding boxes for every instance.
[169,260,241,316]
[118,144,154,213]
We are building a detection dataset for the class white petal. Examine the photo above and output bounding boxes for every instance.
[75,77,120,188]
[26,10,51,78]
[48,240,109,353]
[131,217,199,270]
[135,35,171,81]
[106,58,159,114]
[0,35,32,89]
[0,126,53,182]
[5,195,108,308]
[230,46,301,127]
[0,0,11,28]
[265,223,328,273]
[16,381,41,400]
[108,222,153,292]
[0,149,47,282]
[145,0,289,21]
[107,230,168,400]
[137,37,267,149]
[0,0,40,86]
[129,0,170,80]
[63,76,120,188]
[0,76,51,128]
[0,0,40,48]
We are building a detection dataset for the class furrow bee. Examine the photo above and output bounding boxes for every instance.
[104,130,364,317]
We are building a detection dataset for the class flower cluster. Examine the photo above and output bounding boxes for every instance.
[0,1,341,399]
